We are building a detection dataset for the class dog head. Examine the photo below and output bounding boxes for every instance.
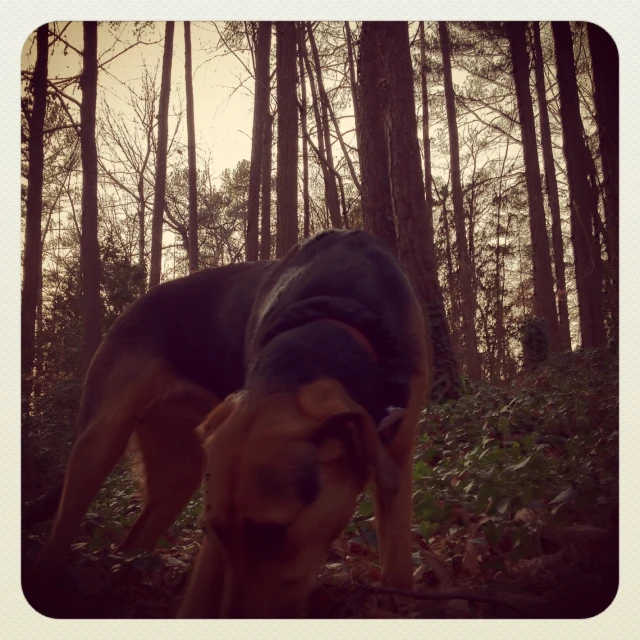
[188,379,399,618]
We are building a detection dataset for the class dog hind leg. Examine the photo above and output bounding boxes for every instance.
[30,358,180,581]
[30,410,134,581]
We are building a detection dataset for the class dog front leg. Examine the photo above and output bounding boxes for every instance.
[178,535,227,618]
[373,442,415,590]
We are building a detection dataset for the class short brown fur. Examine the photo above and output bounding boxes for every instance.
[28,356,219,606]
[28,230,430,618]
[179,290,430,618]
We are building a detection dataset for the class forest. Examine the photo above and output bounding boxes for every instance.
[21,21,618,618]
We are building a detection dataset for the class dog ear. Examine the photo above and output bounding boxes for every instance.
[196,391,249,442]
[297,380,398,493]
[338,412,399,493]
[297,379,353,421]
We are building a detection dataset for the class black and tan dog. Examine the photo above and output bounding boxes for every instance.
[29,229,430,617]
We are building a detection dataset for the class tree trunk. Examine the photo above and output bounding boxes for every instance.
[419,22,434,229]
[344,22,362,164]
[80,22,102,373]
[336,172,350,228]
[306,22,346,225]
[34,266,43,398]
[437,183,461,362]
[356,22,398,256]
[375,21,460,400]
[326,95,361,195]
[438,21,480,380]
[532,22,572,351]
[585,137,610,311]
[247,21,271,261]
[302,33,342,229]
[494,204,504,382]
[184,21,198,273]
[297,25,311,239]
[136,108,153,296]
[149,21,174,287]
[467,186,477,284]
[259,111,273,260]
[552,22,606,348]
[508,22,561,352]
[587,22,618,326]
[22,23,48,413]
[137,183,146,295]
[275,22,299,257]
[494,140,511,381]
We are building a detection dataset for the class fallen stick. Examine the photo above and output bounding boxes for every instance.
[340,585,527,615]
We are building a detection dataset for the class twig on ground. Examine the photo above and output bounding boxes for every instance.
[339,585,526,616]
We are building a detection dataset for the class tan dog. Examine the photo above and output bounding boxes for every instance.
[27,229,430,618]
[180,371,428,617]
[179,231,430,617]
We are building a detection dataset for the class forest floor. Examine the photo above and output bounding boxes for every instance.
[21,346,619,619]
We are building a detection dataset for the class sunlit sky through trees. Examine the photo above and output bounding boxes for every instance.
[21,21,599,351]
[22,21,475,191]
[23,22,257,185]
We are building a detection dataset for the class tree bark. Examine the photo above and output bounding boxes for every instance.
[375,21,460,399]
[275,22,299,257]
[149,21,174,287]
[247,21,271,261]
[438,21,480,380]
[134,79,154,295]
[532,22,572,351]
[302,31,342,229]
[356,22,398,256]
[336,172,350,228]
[508,22,561,352]
[344,22,363,168]
[551,21,606,348]
[587,22,619,326]
[137,174,147,295]
[326,96,361,195]
[34,267,43,398]
[259,111,273,260]
[22,23,48,413]
[306,22,347,224]
[297,25,311,239]
[80,22,102,373]
[493,140,511,381]
[184,21,198,273]
[437,182,461,362]
[419,22,434,230]
[585,134,609,315]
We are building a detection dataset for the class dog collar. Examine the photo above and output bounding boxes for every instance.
[318,318,378,363]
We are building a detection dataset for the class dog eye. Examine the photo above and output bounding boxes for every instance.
[243,518,289,560]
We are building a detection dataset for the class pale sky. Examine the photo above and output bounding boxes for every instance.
[21,21,474,186]
[20,21,572,314]
[23,21,256,184]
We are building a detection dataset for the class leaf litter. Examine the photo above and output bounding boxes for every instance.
[22,347,618,618]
